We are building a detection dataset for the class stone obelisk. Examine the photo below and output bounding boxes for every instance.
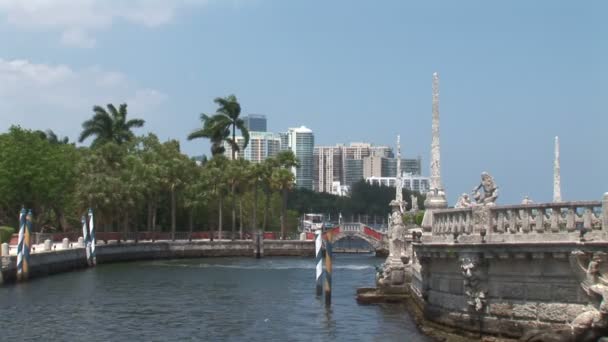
[422,72,448,231]
[395,135,403,212]
[553,136,562,202]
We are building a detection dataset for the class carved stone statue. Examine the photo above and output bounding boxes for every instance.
[472,172,499,205]
[455,193,472,208]
[550,251,608,341]
[410,195,419,212]
[388,200,406,261]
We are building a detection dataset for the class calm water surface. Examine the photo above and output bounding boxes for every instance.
[0,254,430,341]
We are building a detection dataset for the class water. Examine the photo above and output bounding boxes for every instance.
[0,254,430,342]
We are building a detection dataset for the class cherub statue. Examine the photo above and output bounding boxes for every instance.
[472,172,499,205]
[455,193,472,208]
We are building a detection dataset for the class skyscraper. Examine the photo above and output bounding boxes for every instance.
[313,143,393,194]
[243,114,267,132]
[285,126,314,190]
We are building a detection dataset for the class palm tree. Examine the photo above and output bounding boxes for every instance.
[188,114,230,156]
[188,95,250,160]
[79,103,144,148]
[250,162,266,235]
[272,150,300,239]
[271,168,295,240]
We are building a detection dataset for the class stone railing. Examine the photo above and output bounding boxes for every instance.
[429,194,607,243]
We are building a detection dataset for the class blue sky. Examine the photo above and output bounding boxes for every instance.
[0,0,605,205]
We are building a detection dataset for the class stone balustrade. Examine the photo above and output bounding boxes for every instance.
[429,195,607,243]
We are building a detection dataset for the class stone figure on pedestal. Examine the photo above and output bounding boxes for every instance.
[472,172,499,205]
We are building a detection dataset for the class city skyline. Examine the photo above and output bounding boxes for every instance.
[0,1,605,205]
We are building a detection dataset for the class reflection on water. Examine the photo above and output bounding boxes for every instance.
[0,254,430,342]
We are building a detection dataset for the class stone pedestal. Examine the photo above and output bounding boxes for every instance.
[1,243,8,256]
[44,239,52,251]
[62,238,69,249]
[78,237,85,247]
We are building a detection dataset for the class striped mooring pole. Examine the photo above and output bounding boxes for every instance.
[324,229,334,307]
[88,209,96,266]
[23,210,33,280]
[81,215,91,265]
[315,229,323,296]
[16,208,26,281]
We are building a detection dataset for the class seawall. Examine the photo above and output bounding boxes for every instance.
[0,240,314,284]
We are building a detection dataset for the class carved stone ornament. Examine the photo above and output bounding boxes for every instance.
[460,255,487,312]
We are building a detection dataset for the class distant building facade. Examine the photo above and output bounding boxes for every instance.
[313,143,393,195]
[285,126,314,190]
[243,114,267,132]
[363,156,422,178]
[223,131,281,163]
[365,172,430,193]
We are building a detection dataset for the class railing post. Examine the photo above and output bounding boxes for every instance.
[602,193,608,232]
[550,207,560,233]
[566,206,576,232]
[535,208,545,233]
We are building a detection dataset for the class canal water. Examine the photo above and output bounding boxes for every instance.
[0,254,430,341]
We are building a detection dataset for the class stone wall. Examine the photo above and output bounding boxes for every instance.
[410,242,605,339]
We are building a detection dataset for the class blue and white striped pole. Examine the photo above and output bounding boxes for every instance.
[81,215,91,265]
[16,208,26,281]
[88,208,96,266]
[315,229,323,296]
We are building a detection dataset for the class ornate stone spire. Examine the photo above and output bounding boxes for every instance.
[553,136,562,202]
[430,72,442,192]
[422,72,448,230]
[395,134,403,205]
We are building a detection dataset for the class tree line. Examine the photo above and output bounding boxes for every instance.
[0,95,424,239]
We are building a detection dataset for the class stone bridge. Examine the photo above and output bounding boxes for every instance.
[331,223,388,254]
[304,223,388,253]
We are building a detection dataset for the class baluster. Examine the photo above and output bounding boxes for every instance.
[566,207,576,232]
[603,193,608,232]
[496,210,505,233]
[508,209,517,233]
[550,207,560,233]
[521,208,531,233]
[535,208,545,233]
[466,211,473,234]
[584,207,592,230]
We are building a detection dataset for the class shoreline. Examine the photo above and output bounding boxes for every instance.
[1,239,315,285]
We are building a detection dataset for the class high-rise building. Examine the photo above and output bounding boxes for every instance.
[344,159,364,187]
[243,114,267,132]
[223,131,281,163]
[285,126,314,190]
[313,143,393,195]
[363,156,422,178]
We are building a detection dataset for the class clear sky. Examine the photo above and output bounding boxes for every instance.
[0,0,606,205]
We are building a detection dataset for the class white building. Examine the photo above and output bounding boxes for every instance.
[365,172,430,193]
[284,126,314,190]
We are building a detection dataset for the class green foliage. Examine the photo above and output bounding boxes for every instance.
[0,226,15,243]
[79,103,145,148]
[288,180,425,219]
[414,211,425,226]
[0,126,79,229]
